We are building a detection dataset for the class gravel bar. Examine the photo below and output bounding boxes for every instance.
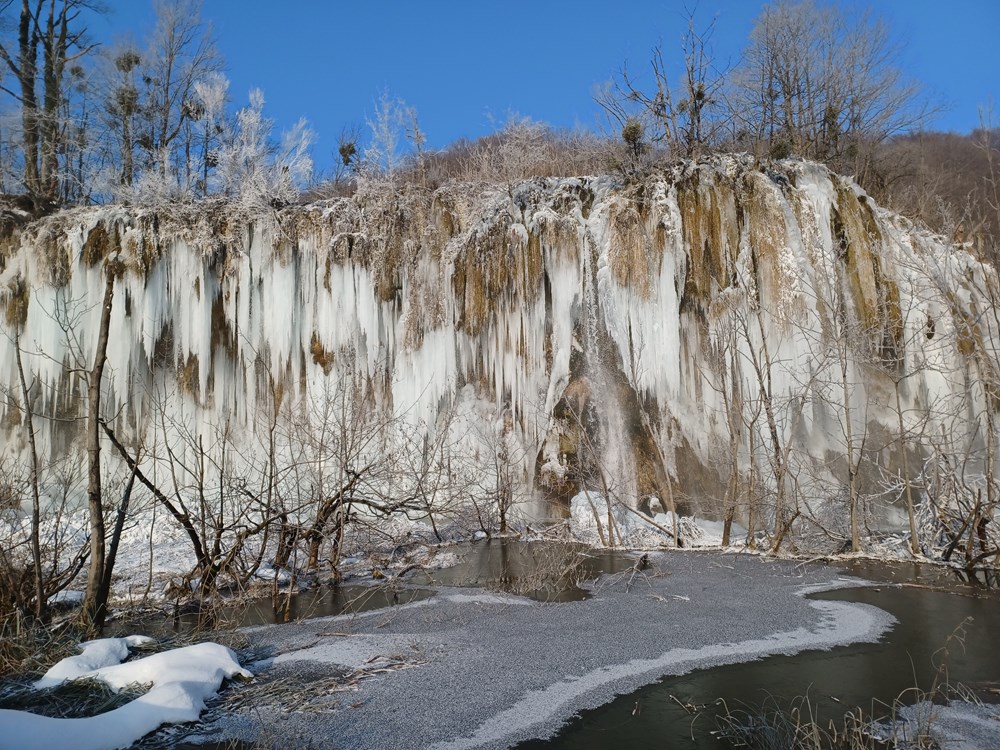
[210,551,893,749]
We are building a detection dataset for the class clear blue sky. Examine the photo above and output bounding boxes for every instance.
[97,1,999,173]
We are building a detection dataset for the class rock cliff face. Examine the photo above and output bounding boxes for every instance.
[1,156,996,544]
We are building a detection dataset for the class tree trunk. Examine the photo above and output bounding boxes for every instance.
[273,513,295,568]
[746,423,758,549]
[95,458,138,632]
[305,472,360,571]
[82,268,115,631]
[18,0,40,196]
[14,329,44,620]
[40,1,66,201]
[121,112,133,187]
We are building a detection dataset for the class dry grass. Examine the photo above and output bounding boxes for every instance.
[716,692,885,750]
[217,654,425,717]
[0,613,87,679]
[0,675,151,718]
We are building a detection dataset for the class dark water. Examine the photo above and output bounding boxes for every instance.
[409,540,638,602]
[199,540,634,629]
[111,584,435,635]
[186,585,434,629]
[518,562,1000,749]
[209,584,435,627]
[116,540,634,635]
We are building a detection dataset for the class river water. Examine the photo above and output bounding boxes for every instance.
[517,559,1000,749]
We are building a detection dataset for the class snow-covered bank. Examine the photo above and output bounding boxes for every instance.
[878,701,1000,750]
[0,637,250,750]
[200,552,894,749]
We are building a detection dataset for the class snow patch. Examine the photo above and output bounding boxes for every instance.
[0,638,250,750]
[34,635,155,688]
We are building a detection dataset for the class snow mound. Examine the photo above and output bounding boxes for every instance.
[0,637,251,750]
[35,635,155,688]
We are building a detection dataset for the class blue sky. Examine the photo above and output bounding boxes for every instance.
[97,1,998,172]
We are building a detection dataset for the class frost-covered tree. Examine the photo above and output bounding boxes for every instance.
[361,90,403,180]
[92,0,223,203]
[357,91,428,185]
[191,70,227,195]
[215,87,314,210]
[468,114,554,184]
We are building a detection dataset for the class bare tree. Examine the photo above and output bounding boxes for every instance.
[80,258,118,631]
[596,9,728,159]
[465,408,529,538]
[0,0,100,204]
[135,0,219,187]
[7,274,44,618]
[99,44,141,188]
[974,104,1000,259]
[731,0,930,180]
[735,294,804,552]
[702,302,746,547]
[100,381,286,598]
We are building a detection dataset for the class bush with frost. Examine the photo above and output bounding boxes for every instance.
[215,88,315,211]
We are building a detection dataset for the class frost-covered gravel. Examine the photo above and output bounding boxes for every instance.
[208,551,893,749]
